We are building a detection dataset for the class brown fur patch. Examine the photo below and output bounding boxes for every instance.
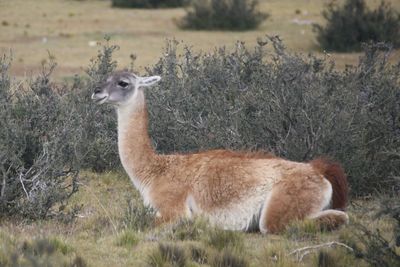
[310,158,348,210]
[192,149,277,160]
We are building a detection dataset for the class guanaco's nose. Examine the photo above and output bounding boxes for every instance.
[94,86,102,94]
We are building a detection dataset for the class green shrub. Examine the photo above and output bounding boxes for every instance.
[0,38,118,219]
[0,56,81,219]
[112,0,185,8]
[314,0,400,51]
[180,0,268,30]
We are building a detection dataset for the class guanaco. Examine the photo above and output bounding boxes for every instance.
[92,71,349,233]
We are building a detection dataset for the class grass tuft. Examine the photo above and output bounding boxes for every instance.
[167,217,210,241]
[115,229,140,247]
[0,235,86,267]
[190,245,209,265]
[316,250,337,267]
[284,219,321,241]
[122,197,156,232]
[212,249,248,267]
[146,243,187,267]
[204,227,244,251]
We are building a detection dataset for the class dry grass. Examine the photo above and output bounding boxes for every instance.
[0,0,399,79]
[0,171,392,267]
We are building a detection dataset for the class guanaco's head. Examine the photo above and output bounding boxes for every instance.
[91,70,161,106]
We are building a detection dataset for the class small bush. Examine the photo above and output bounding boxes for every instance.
[180,0,268,30]
[112,0,185,8]
[0,37,120,219]
[0,55,81,219]
[314,0,400,51]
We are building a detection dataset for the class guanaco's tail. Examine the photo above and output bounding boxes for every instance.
[310,158,348,210]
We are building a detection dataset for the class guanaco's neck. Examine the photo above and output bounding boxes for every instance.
[116,90,159,188]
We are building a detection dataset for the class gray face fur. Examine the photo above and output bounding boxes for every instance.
[91,70,161,105]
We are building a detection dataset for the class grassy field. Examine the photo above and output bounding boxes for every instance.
[0,171,390,267]
[0,0,399,79]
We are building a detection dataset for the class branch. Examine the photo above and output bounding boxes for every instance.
[289,241,354,262]
[19,173,30,200]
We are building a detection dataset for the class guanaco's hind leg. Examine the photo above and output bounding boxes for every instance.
[259,173,347,234]
[309,210,349,231]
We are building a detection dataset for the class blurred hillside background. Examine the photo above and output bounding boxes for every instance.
[1,0,399,79]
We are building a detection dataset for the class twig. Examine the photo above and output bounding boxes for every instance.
[1,176,5,199]
[289,241,354,262]
[19,173,30,200]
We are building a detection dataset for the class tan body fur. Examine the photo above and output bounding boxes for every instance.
[117,89,349,233]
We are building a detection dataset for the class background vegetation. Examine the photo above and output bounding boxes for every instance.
[180,0,268,30]
[314,0,400,51]
[2,0,400,79]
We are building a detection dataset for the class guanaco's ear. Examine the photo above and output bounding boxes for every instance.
[137,75,161,87]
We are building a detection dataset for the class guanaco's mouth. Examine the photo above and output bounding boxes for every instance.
[94,96,107,104]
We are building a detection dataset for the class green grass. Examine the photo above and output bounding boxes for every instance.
[115,229,140,247]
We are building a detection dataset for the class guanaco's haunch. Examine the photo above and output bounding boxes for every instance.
[92,71,349,234]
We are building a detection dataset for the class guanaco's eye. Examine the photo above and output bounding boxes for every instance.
[118,81,129,88]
